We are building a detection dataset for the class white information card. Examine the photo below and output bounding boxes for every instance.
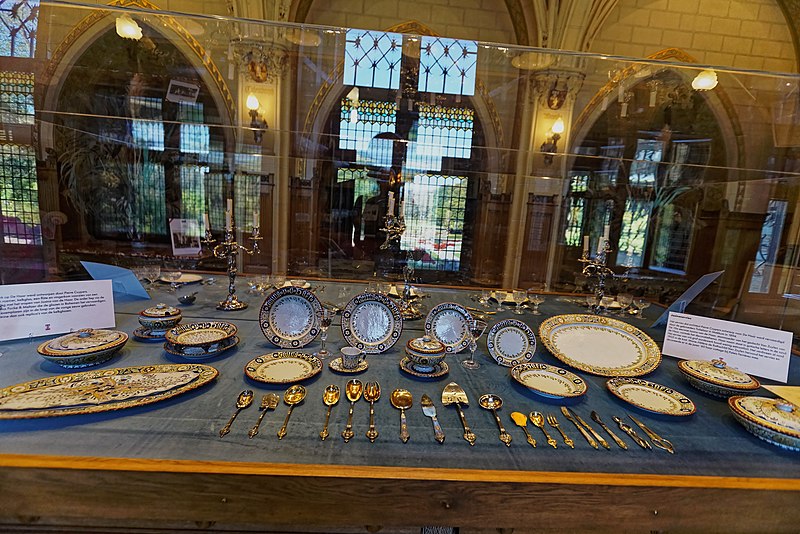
[663,312,792,383]
[0,280,115,342]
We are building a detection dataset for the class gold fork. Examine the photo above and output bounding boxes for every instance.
[546,413,574,449]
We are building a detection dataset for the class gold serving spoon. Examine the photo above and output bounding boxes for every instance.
[248,393,279,439]
[363,381,381,443]
[529,411,557,448]
[390,388,412,443]
[319,385,340,441]
[219,390,254,438]
[510,411,536,448]
[341,379,363,443]
[277,384,306,440]
[479,394,512,446]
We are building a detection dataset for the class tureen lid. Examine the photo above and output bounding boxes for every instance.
[728,396,800,438]
[678,358,760,390]
[406,335,446,355]
[140,303,182,318]
[37,328,128,357]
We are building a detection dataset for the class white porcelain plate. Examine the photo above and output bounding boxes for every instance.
[424,303,472,353]
[486,319,536,366]
[244,352,322,384]
[259,286,322,348]
[341,292,403,354]
[510,362,586,398]
[159,273,204,284]
[539,314,661,376]
[606,377,696,416]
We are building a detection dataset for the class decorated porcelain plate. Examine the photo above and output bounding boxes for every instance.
[165,322,237,347]
[244,352,322,384]
[510,362,586,398]
[259,286,322,348]
[486,319,536,366]
[159,273,204,284]
[0,364,218,419]
[539,314,661,376]
[728,396,800,451]
[37,329,128,368]
[424,302,472,353]
[606,377,696,416]
[341,292,403,354]
[400,356,449,379]
[163,336,239,360]
[328,357,369,374]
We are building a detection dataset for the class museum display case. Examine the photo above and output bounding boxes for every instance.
[1,1,799,532]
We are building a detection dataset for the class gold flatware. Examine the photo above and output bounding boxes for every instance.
[591,410,627,450]
[629,415,674,454]
[219,389,254,438]
[420,394,445,444]
[479,394,512,446]
[529,411,557,448]
[510,411,536,448]
[441,382,476,446]
[612,415,651,450]
[364,381,381,442]
[546,413,574,448]
[390,389,412,443]
[569,408,610,450]
[465,306,496,315]
[277,384,306,440]
[319,385,340,441]
[248,393,279,438]
[341,379,363,443]
[560,406,597,449]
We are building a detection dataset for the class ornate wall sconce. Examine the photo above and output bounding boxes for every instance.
[541,117,565,165]
[246,94,268,143]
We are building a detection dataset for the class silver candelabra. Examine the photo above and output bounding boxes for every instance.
[379,212,405,250]
[579,238,615,314]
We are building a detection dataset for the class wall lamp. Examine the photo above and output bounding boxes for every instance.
[541,117,565,165]
[691,69,718,91]
[246,94,268,143]
[115,14,142,40]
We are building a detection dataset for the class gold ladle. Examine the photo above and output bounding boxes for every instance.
[363,381,381,443]
[390,388,412,443]
[219,389,254,438]
[341,379,363,443]
[319,384,340,441]
[277,384,306,440]
[479,393,512,446]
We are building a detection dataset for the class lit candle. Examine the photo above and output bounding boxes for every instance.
[399,201,405,217]
[203,212,210,232]
[253,209,260,228]
[226,199,233,231]
[387,191,395,215]
[603,224,610,241]
[582,236,589,255]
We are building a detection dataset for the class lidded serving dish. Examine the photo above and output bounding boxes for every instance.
[37,328,128,368]
[138,303,182,333]
[164,321,239,357]
[677,358,760,398]
[729,396,800,451]
[405,335,446,373]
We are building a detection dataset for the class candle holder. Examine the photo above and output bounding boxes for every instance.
[579,239,615,314]
[202,214,262,311]
[398,251,423,320]
[379,213,406,250]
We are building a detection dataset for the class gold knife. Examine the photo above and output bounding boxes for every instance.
[560,406,597,449]
[591,410,627,450]
[568,408,610,450]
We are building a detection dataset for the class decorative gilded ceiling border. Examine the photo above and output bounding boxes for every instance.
[571,47,745,169]
[42,0,235,124]
[301,21,505,155]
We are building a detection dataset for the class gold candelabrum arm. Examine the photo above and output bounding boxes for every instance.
[203,220,262,311]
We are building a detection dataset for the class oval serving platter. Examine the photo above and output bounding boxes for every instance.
[539,314,661,376]
[244,352,323,384]
[259,286,322,348]
[341,292,403,354]
[486,319,536,367]
[165,321,237,347]
[0,364,218,419]
[606,377,696,416]
[510,362,586,398]
[424,302,473,354]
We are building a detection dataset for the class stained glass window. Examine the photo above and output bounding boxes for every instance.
[629,139,662,185]
[179,102,209,155]
[0,143,39,244]
[405,104,473,172]
[418,37,477,96]
[180,164,210,222]
[344,29,402,89]
[130,96,165,151]
[339,99,397,165]
[0,0,38,58]
[617,198,651,268]
[0,71,33,124]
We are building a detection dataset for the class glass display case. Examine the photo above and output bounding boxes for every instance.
[0,1,799,532]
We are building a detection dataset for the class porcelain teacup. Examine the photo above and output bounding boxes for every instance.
[341,346,366,370]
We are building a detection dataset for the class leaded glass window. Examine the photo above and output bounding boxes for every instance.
[344,29,402,89]
[339,99,397,165]
[180,164,210,222]
[405,104,473,172]
[179,102,209,155]
[418,37,477,96]
[617,197,651,268]
[130,96,165,151]
[0,0,38,58]
[0,71,33,124]
[0,143,39,244]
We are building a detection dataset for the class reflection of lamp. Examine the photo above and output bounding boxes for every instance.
[346,87,359,124]
[116,14,142,40]
[691,69,718,91]
[541,117,564,165]
[246,94,268,143]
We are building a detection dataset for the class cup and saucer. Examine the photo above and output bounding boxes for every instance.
[329,346,368,374]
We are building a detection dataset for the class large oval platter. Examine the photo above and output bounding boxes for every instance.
[244,352,323,384]
[510,362,586,398]
[486,319,536,366]
[606,377,696,416]
[538,314,661,376]
[341,292,403,354]
[0,364,218,419]
[424,302,473,354]
[259,286,322,348]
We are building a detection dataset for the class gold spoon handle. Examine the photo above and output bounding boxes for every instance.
[277,405,294,440]
[523,427,536,448]
[492,409,512,446]
[219,407,242,438]
[538,425,557,448]
[455,404,476,446]
[342,402,355,442]
[430,415,445,443]
[366,401,378,442]
[320,405,332,441]
[248,408,268,439]
[399,409,410,443]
